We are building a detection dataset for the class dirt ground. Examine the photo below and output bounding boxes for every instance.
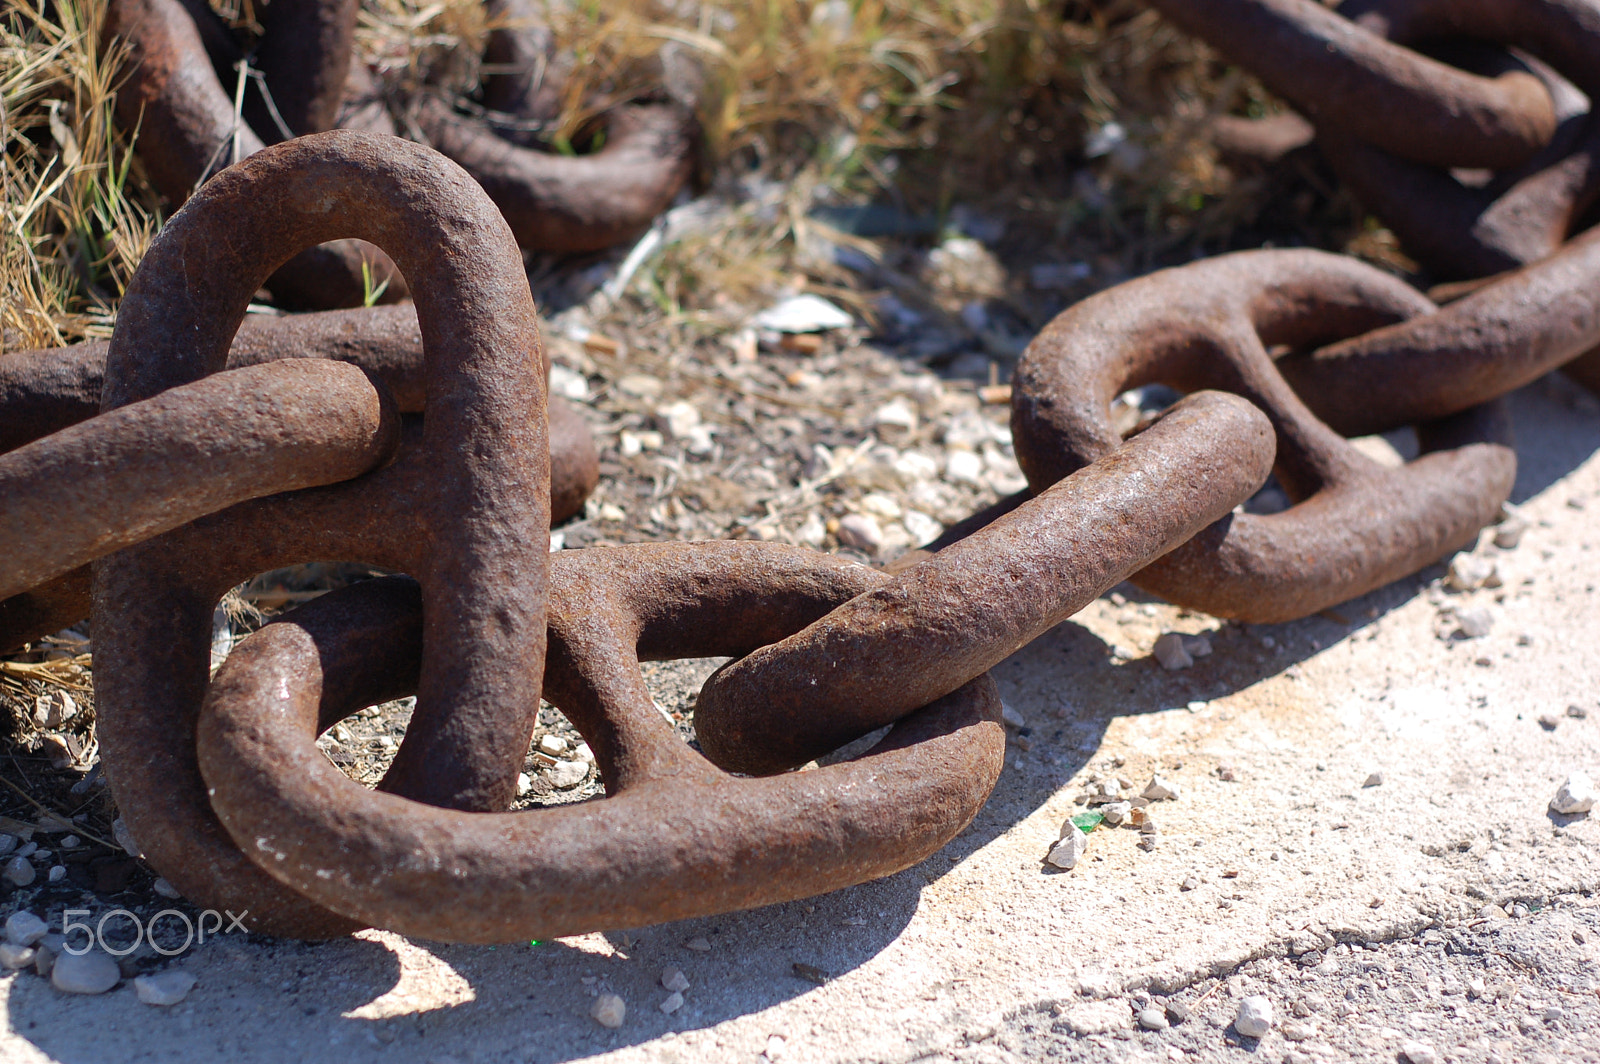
[0,326,1596,1062]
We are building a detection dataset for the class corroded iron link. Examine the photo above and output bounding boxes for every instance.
[694,392,1274,776]
[91,132,552,937]
[1010,250,1516,623]
[196,544,1004,943]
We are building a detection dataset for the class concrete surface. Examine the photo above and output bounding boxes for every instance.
[0,376,1595,1063]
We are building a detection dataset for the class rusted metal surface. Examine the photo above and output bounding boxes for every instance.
[89,131,550,936]
[415,94,699,255]
[1279,225,1600,434]
[1010,249,1516,623]
[103,0,406,308]
[242,0,358,142]
[0,359,397,603]
[411,0,698,253]
[195,543,1003,943]
[0,305,598,519]
[1143,0,1556,171]
[694,392,1273,776]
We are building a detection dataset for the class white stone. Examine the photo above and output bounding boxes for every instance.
[135,969,197,1006]
[1550,772,1595,815]
[764,1034,787,1061]
[3,856,34,887]
[0,835,16,857]
[656,400,702,439]
[872,401,918,439]
[1152,633,1193,671]
[945,449,986,486]
[1100,801,1131,826]
[836,513,883,553]
[152,878,181,900]
[590,992,626,1028]
[659,990,684,1014]
[1445,552,1498,591]
[902,510,942,545]
[574,742,594,763]
[1234,995,1274,1038]
[1494,513,1528,549]
[0,942,35,970]
[684,936,712,952]
[1141,774,1181,801]
[1399,1040,1439,1064]
[661,967,690,993]
[1046,824,1088,870]
[46,865,65,883]
[1455,607,1494,638]
[548,760,589,790]
[1062,999,1132,1035]
[1282,1021,1315,1041]
[538,734,568,756]
[549,363,590,401]
[516,773,533,797]
[51,949,120,994]
[1000,702,1026,728]
[752,295,853,333]
[6,910,48,946]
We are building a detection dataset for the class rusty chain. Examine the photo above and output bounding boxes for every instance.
[4,3,1600,942]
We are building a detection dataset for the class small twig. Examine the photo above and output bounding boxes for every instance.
[0,774,116,850]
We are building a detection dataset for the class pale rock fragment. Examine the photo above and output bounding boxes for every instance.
[590,992,626,1028]
[1234,995,1274,1038]
[660,967,690,993]
[659,990,684,1014]
[6,911,48,946]
[135,969,197,1006]
[3,856,34,887]
[836,513,884,553]
[0,942,35,970]
[1550,772,1595,815]
[1141,774,1180,801]
[51,949,120,994]
[1046,823,1089,870]
[1152,633,1193,671]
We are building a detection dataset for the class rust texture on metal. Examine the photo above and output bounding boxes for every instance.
[194,543,1003,944]
[103,0,406,308]
[0,304,598,521]
[89,131,551,937]
[694,392,1274,776]
[1010,249,1517,623]
[1142,0,1557,171]
[0,359,398,603]
[413,0,699,253]
[1279,225,1600,434]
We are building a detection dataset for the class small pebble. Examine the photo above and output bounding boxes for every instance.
[1137,834,1157,852]
[765,1034,787,1061]
[33,944,54,978]
[1179,876,1199,892]
[51,949,120,995]
[1152,633,1193,671]
[1141,774,1180,801]
[659,990,684,1014]
[1550,772,1595,815]
[1000,702,1026,728]
[1399,1040,1439,1064]
[684,936,712,952]
[1164,999,1189,1024]
[1454,607,1494,638]
[0,942,36,970]
[1045,824,1089,870]
[0,835,15,857]
[46,865,65,883]
[1281,1021,1315,1042]
[4,856,35,887]
[547,760,589,790]
[1363,772,1384,788]
[660,967,690,993]
[1538,714,1560,731]
[59,835,78,850]
[1445,553,1498,591]
[6,910,48,946]
[1100,801,1131,826]
[538,734,568,756]
[1234,995,1274,1038]
[1216,762,1237,781]
[1493,513,1528,549]
[1136,1007,1168,1030]
[1568,704,1589,720]
[152,878,181,900]
[135,969,197,1006]
[590,992,626,1028]
[836,513,884,553]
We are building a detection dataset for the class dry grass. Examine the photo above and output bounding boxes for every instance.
[1,0,161,351]
[1,0,1323,347]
